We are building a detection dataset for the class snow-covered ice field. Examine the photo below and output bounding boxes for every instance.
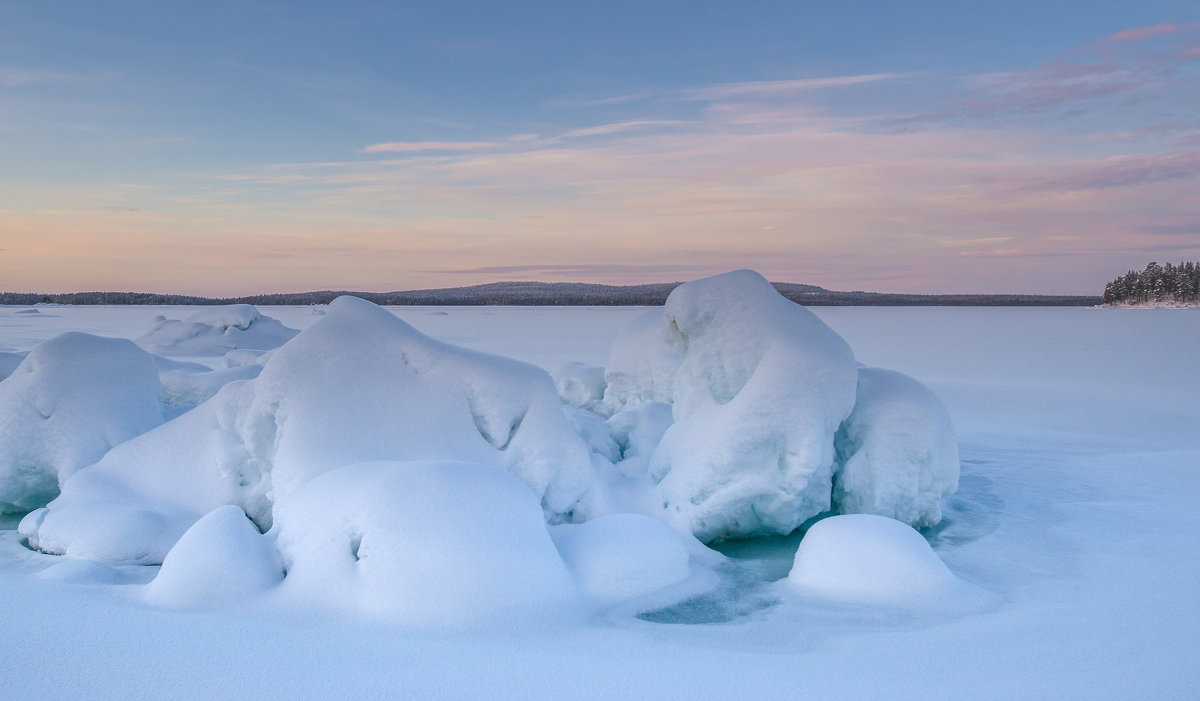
[1,296,1197,699]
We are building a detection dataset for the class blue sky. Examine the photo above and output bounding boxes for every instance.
[2,1,1199,295]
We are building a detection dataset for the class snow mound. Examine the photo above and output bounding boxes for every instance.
[136,305,298,357]
[551,513,693,605]
[649,270,859,541]
[607,402,673,479]
[273,461,581,625]
[159,364,261,408]
[553,362,607,412]
[20,296,593,563]
[601,309,679,414]
[144,505,283,609]
[788,514,988,611]
[0,333,164,514]
[834,368,959,527]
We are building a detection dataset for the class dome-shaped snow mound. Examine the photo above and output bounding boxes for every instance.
[649,270,858,541]
[0,333,163,513]
[272,461,581,626]
[20,296,593,563]
[136,304,298,357]
[144,505,283,609]
[833,368,959,527]
[788,514,987,611]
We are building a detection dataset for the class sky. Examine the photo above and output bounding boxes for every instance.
[2,1,1199,296]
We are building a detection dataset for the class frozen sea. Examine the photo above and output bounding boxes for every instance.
[1,304,1197,699]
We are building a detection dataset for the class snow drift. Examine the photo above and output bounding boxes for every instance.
[136,304,298,357]
[20,296,594,563]
[0,333,163,513]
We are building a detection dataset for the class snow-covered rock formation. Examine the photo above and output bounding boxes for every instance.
[0,333,163,513]
[832,368,960,527]
[20,296,594,563]
[136,304,298,357]
[648,270,859,541]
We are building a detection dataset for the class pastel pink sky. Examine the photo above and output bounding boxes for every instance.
[2,13,1199,296]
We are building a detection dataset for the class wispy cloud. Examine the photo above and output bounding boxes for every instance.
[0,66,78,87]
[431,263,714,276]
[683,73,904,100]
[1024,152,1200,192]
[563,120,687,138]
[361,141,496,154]
[1104,24,1184,42]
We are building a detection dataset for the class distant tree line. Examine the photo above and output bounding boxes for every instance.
[1103,262,1200,305]
[1,281,1102,307]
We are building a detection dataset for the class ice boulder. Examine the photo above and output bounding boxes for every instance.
[551,513,694,605]
[833,368,959,527]
[649,270,858,541]
[144,505,283,609]
[20,296,594,563]
[601,309,680,414]
[136,304,298,357]
[0,333,163,513]
[787,514,990,611]
[272,461,581,626]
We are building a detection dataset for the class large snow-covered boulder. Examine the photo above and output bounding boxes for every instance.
[833,368,959,527]
[272,461,581,625]
[20,296,594,563]
[0,333,163,514]
[136,304,298,357]
[649,270,859,541]
[600,309,680,414]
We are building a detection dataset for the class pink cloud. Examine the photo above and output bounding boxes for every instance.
[1105,24,1180,42]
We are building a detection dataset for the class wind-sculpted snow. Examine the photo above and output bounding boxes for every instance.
[0,333,163,513]
[649,270,859,541]
[136,304,298,357]
[833,368,959,527]
[19,296,594,563]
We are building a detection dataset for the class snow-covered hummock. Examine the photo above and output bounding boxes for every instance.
[600,308,680,415]
[272,461,581,625]
[649,270,859,541]
[787,514,991,612]
[136,304,298,357]
[0,333,163,513]
[144,505,283,609]
[833,368,959,527]
[19,296,593,563]
[553,362,607,413]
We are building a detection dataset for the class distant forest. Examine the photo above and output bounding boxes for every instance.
[1103,262,1200,305]
[0,281,1102,307]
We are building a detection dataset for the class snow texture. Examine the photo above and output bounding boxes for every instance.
[19,296,593,562]
[649,270,859,541]
[787,514,989,611]
[0,351,25,381]
[553,361,607,412]
[833,368,959,527]
[600,308,679,414]
[136,304,298,357]
[272,461,581,625]
[0,333,163,513]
